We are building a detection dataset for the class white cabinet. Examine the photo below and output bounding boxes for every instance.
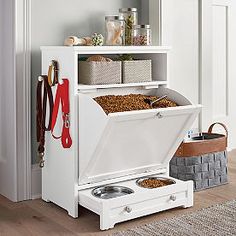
[41,46,201,230]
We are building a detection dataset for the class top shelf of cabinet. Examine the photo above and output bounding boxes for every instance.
[40,46,171,55]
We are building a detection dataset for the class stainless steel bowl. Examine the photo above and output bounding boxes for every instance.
[136,177,176,189]
[92,186,134,199]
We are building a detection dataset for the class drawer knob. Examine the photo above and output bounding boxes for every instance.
[170,195,176,201]
[124,206,132,213]
[156,112,163,119]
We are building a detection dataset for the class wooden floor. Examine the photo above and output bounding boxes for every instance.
[0,150,236,236]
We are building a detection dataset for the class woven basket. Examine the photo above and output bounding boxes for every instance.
[170,123,228,191]
[79,61,122,85]
[122,60,152,83]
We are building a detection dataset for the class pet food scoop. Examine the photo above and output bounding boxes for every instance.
[144,95,168,107]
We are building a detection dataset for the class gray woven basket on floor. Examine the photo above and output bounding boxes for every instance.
[79,61,122,85]
[170,151,228,191]
[122,60,152,83]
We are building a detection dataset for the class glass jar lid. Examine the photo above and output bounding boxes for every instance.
[119,8,137,13]
[134,24,151,29]
[105,15,124,21]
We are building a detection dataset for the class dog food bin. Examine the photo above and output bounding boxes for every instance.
[41,46,202,231]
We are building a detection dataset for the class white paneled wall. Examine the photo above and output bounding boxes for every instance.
[161,0,200,130]
[0,0,18,201]
[212,5,228,118]
[211,0,236,149]
[161,0,236,148]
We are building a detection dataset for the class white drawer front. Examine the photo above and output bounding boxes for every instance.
[110,191,187,222]
[78,177,193,230]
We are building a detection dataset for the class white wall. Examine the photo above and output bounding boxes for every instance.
[31,0,145,163]
[0,2,3,104]
[162,0,199,108]
[161,0,236,148]
[210,1,236,149]
[0,0,18,201]
[161,0,200,130]
[0,0,4,163]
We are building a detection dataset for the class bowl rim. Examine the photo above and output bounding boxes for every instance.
[92,185,134,198]
[136,177,176,189]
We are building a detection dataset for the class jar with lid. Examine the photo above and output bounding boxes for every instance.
[105,15,125,46]
[132,25,152,46]
[119,8,138,45]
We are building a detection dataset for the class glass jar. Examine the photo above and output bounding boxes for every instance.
[119,8,138,45]
[132,25,152,46]
[105,15,125,46]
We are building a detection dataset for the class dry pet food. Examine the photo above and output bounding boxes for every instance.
[94,94,178,114]
[137,178,175,188]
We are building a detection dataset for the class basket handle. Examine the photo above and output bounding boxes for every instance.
[208,122,228,138]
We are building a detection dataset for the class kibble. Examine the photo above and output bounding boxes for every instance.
[94,94,178,114]
[133,35,150,46]
[138,178,174,188]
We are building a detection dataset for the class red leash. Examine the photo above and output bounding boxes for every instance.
[51,79,72,148]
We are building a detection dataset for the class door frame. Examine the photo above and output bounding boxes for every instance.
[199,0,213,131]
[15,0,32,201]
[0,0,31,202]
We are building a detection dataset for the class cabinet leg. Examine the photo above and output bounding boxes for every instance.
[183,202,193,209]
[100,216,114,230]
[44,199,51,203]
[183,181,194,208]
[42,196,51,203]
[68,205,79,218]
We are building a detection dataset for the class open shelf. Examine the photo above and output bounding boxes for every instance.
[77,81,167,92]
[41,46,171,55]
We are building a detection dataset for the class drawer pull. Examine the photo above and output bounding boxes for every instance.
[170,195,176,201]
[156,112,163,119]
[124,206,132,213]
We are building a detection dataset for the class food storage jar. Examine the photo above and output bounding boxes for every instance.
[105,15,125,46]
[119,8,138,45]
[132,25,152,46]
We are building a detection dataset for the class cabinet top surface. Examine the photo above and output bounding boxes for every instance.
[40,46,171,54]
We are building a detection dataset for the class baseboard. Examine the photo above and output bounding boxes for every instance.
[31,164,42,199]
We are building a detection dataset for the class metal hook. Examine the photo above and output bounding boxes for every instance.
[58,79,64,85]
[38,76,44,82]
[39,160,45,168]
[38,152,45,168]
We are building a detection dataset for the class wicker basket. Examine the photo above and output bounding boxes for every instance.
[79,61,122,85]
[122,60,152,83]
[170,123,228,191]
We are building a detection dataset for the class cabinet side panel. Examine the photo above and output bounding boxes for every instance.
[41,49,78,217]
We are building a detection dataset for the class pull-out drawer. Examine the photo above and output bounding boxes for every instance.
[78,177,193,230]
